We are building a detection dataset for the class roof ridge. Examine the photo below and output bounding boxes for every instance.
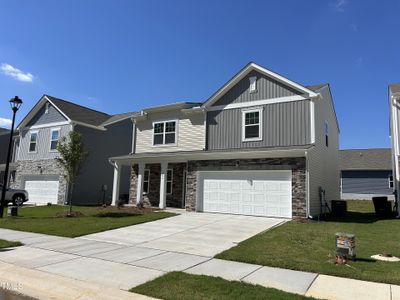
[45,94,111,117]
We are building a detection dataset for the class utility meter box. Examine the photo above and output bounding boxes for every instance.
[336,232,356,260]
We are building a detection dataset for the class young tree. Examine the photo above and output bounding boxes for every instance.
[56,131,88,214]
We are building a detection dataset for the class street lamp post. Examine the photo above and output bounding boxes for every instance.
[0,96,23,218]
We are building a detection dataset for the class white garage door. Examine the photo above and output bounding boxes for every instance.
[199,171,292,218]
[24,177,60,205]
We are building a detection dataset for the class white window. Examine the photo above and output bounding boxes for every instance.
[153,120,177,146]
[249,76,257,93]
[50,128,60,151]
[325,121,329,147]
[167,169,173,194]
[143,169,150,194]
[29,132,38,153]
[242,108,262,141]
[389,175,394,188]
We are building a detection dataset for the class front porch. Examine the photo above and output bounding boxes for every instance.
[112,161,187,209]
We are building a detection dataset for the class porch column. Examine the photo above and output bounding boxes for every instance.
[136,162,145,206]
[159,162,168,209]
[111,162,121,206]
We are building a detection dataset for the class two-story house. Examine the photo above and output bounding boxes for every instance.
[389,83,400,215]
[110,62,340,218]
[12,95,133,205]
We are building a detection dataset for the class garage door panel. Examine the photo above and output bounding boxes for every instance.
[24,177,59,205]
[200,171,292,218]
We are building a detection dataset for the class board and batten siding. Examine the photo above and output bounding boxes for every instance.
[207,100,311,150]
[307,86,340,216]
[18,124,71,161]
[135,110,205,153]
[26,102,67,126]
[213,70,302,107]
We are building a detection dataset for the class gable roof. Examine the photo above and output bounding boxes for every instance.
[18,95,111,130]
[339,148,392,171]
[202,62,319,108]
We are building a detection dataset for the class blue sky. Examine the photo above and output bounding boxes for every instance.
[0,0,399,149]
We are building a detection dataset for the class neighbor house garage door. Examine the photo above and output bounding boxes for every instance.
[23,176,60,205]
[199,171,292,218]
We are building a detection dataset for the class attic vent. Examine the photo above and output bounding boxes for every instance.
[249,76,257,93]
[45,103,49,114]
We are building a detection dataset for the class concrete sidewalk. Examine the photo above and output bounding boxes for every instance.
[0,225,399,300]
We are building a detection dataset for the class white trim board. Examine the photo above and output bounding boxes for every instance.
[206,95,308,112]
[26,121,70,130]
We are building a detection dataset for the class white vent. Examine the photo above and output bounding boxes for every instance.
[249,76,257,93]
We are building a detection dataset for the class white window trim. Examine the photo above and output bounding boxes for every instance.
[152,119,178,147]
[167,168,173,195]
[389,174,394,189]
[242,108,263,142]
[28,131,39,153]
[143,169,150,194]
[49,128,61,152]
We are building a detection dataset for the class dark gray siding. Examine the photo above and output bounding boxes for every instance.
[341,170,393,195]
[0,134,9,164]
[27,102,67,126]
[207,100,311,150]
[213,70,302,107]
[72,119,132,204]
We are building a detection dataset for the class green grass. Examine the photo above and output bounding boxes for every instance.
[0,239,22,249]
[217,201,400,285]
[131,272,313,300]
[0,205,175,237]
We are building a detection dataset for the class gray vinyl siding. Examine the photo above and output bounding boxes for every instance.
[341,170,393,195]
[27,102,67,126]
[213,70,302,107]
[18,124,71,161]
[307,85,340,216]
[207,100,311,150]
[0,134,9,164]
[72,119,132,204]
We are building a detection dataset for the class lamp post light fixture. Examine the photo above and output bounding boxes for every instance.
[0,96,23,218]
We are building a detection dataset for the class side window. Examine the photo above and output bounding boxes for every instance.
[50,128,60,151]
[29,132,38,153]
[389,175,394,188]
[166,169,173,194]
[325,121,329,147]
[242,108,262,141]
[143,169,150,194]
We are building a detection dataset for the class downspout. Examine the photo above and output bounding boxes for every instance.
[305,150,310,218]
[392,95,400,217]
[131,118,136,154]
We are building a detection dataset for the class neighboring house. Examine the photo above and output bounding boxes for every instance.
[0,128,18,185]
[340,149,393,200]
[389,83,400,213]
[11,95,133,205]
[110,62,340,219]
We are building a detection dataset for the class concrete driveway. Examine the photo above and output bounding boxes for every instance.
[0,212,285,292]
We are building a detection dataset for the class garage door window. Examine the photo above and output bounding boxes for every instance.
[242,108,262,141]
[29,132,38,153]
[50,129,60,151]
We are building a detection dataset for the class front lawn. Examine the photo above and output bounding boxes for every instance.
[217,201,400,285]
[131,272,313,300]
[0,205,175,237]
[0,239,22,249]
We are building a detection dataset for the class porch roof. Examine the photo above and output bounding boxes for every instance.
[110,145,313,165]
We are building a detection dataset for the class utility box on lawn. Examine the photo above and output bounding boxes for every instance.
[336,232,356,260]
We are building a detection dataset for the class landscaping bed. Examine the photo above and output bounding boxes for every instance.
[216,201,400,285]
[0,205,175,237]
[131,272,313,300]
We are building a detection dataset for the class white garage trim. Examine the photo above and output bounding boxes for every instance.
[197,170,292,218]
[22,175,60,205]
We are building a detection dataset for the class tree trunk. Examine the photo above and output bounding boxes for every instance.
[68,182,74,214]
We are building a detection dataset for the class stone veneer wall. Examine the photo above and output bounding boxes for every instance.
[129,163,186,208]
[11,159,68,205]
[185,157,307,217]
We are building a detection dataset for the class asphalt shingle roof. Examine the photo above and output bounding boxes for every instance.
[390,83,400,94]
[102,112,136,126]
[46,95,111,126]
[0,128,10,135]
[339,148,392,171]
[306,84,328,92]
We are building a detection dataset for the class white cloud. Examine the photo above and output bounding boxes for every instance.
[0,117,12,128]
[1,63,34,82]
[334,0,347,12]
